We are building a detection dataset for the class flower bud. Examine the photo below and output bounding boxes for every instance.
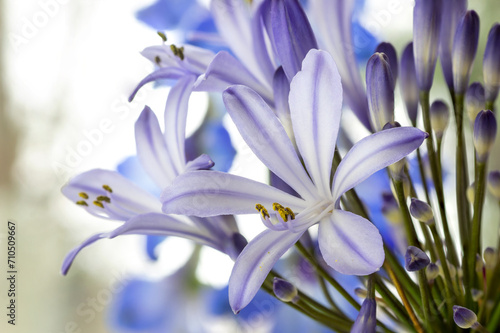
[466,82,486,123]
[400,43,419,126]
[375,42,398,87]
[367,53,395,131]
[409,198,435,225]
[467,182,475,205]
[351,298,377,333]
[382,192,402,224]
[475,253,484,274]
[273,277,298,303]
[483,24,500,103]
[453,305,478,329]
[413,0,443,91]
[426,262,440,281]
[487,170,500,200]
[430,100,450,140]
[452,10,480,95]
[484,247,497,270]
[405,246,430,271]
[473,110,497,162]
[472,289,484,302]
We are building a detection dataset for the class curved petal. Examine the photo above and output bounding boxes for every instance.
[318,210,384,275]
[223,85,318,200]
[61,232,110,275]
[62,169,161,220]
[229,229,305,313]
[332,127,427,202]
[272,67,293,137]
[161,171,308,217]
[109,213,223,252]
[128,67,189,102]
[135,106,176,188]
[184,154,215,172]
[289,49,342,197]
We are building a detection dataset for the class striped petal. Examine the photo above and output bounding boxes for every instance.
[332,127,427,202]
[229,229,305,313]
[289,49,342,197]
[318,210,384,275]
[61,232,110,275]
[223,85,318,200]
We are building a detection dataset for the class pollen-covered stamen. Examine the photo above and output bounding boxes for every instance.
[102,185,113,193]
[157,31,167,42]
[93,201,105,209]
[272,203,295,222]
[96,195,111,203]
[79,192,89,199]
[76,200,88,206]
[255,204,270,219]
[170,44,185,61]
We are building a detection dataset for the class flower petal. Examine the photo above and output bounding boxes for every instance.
[272,67,293,137]
[332,127,427,201]
[128,67,189,102]
[109,213,223,252]
[161,170,308,216]
[229,229,304,313]
[62,169,161,220]
[61,232,110,275]
[318,210,384,275]
[184,154,215,172]
[135,106,176,188]
[223,85,318,200]
[289,49,342,197]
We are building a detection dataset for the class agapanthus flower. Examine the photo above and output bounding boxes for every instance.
[161,49,427,312]
[61,81,241,274]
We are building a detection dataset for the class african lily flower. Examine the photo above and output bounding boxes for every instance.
[161,49,428,312]
[61,80,241,275]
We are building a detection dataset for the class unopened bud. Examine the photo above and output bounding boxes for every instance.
[375,42,398,87]
[473,110,497,163]
[430,100,450,140]
[400,43,419,125]
[367,53,395,131]
[410,198,435,225]
[487,170,500,200]
[483,24,500,103]
[351,298,377,333]
[382,192,402,224]
[475,253,484,273]
[453,305,478,329]
[466,82,485,123]
[484,247,497,270]
[426,262,440,280]
[472,289,484,302]
[405,246,430,271]
[273,277,298,303]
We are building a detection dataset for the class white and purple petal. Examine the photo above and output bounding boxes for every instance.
[161,171,308,216]
[61,232,110,275]
[289,49,342,197]
[318,210,384,275]
[223,85,318,200]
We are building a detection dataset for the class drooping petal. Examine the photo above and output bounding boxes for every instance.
[332,127,427,202]
[229,229,305,313]
[62,169,161,220]
[161,171,308,216]
[270,0,318,81]
[61,232,110,275]
[289,49,342,197]
[135,106,176,189]
[194,51,273,104]
[164,75,196,174]
[128,67,189,102]
[223,85,318,200]
[318,210,384,275]
[109,213,223,252]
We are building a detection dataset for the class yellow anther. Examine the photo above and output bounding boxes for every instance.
[272,203,284,211]
[102,185,113,193]
[277,208,288,222]
[93,201,104,209]
[155,56,161,65]
[76,200,88,206]
[157,31,167,42]
[96,196,111,203]
[170,44,179,55]
[255,204,270,219]
[169,44,185,60]
[284,207,295,220]
[78,192,89,199]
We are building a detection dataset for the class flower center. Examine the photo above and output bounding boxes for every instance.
[75,185,113,209]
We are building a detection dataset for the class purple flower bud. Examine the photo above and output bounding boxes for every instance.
[400,43,419,125]
[273,277,298,303]
[405,246,430,271]
[426,262,440,280]
[375,42,398,87]
[452,10,480,95]
[488,170,500,200]
[366,53,395,131]
[484,247,497,270]
[483,24,500,103]
[472,289,484,302]
[430,100,450,140]
[410,198,435,224]
[351,298,376,333]
[473,110,497,162]
[439,0,467,90]
[413,0,443,91]
[382,192,402,224]
[466,82,486,123]
[453,305,478,329]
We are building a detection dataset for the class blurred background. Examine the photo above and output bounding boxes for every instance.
[0,0,499,332]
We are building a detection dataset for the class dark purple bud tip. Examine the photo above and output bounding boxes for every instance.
[466,82,486,123]
[375,42,399,85]
[488,170,500,200]
[453,305,478,329]
[405,246,430,271]
[473,110,497,162]
[273,277,298,303]
[430,100,450,139]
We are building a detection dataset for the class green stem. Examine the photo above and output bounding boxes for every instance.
[420,91,459,266]
[416,147,432,204]
[393,178,420,247]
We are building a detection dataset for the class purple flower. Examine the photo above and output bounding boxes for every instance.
[161,50,428,312]
[351,298,376,333]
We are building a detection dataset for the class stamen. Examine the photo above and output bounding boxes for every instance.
[284,207,295,220]
[93,201,105,209]
[255,204,270,219]
[102,185,113,193]
[76,200,88,206]
[155,56,161,65]
[78,192,89,199]
[272,203,295,222]
[157,31,167,42]
[96,196,111,203]
[170,44,185,60]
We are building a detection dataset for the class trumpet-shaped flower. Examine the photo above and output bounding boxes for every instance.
[161,50,428,312]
